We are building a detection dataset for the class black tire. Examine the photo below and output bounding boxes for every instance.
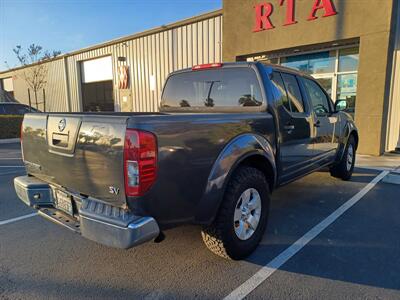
[330,135,356,181]
[201,166,270,260]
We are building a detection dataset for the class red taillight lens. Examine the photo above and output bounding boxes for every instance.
[124,129,157,197]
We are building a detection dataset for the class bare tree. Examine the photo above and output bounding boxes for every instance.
[12,44,61,111]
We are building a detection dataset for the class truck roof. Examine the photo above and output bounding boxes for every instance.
[169,61,315,80]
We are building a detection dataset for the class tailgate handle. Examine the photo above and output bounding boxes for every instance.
[52,133,69,147]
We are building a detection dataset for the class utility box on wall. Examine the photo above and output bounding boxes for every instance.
[120,89,132,112]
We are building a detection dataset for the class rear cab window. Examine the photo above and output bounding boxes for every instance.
[161,67,263,111]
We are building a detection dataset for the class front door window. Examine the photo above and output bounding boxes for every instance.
[313,76,333,98]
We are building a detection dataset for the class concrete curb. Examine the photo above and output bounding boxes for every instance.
[0,138,20,144]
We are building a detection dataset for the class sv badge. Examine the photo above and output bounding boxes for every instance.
[109,186,120,195]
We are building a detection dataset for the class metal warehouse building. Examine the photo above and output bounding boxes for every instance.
[0,10,222,113]
[1,0,400,156]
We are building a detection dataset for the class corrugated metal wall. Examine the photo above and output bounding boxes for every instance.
[0,13,222,113]
[0,58,67,111]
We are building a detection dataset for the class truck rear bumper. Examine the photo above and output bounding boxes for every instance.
[14,175,160,249]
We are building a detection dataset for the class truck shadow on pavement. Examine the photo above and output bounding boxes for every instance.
[246,169,400,292]
[2,169,399,299]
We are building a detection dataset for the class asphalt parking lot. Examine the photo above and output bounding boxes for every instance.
[1,142,400,299]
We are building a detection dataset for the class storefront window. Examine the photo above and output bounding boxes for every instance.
[280,51,335,74]
[338,48,359,72]
[266,57,279,64]
[337,74,357,114]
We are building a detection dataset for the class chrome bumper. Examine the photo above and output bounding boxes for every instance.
[13,175,160,249]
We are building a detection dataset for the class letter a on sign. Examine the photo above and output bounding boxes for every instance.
[253,3,274,32]
[308,0,337,20]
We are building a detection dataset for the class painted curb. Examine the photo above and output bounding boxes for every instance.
[0,138,20,144]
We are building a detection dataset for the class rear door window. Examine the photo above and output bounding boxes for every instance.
[270,72,290,111]
[161,68,263,109]
[280,73,305,113]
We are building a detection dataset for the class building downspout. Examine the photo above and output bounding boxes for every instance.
[63,56,71,112]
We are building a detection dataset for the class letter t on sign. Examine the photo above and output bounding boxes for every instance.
[253,3,274,32]
[308,0,337,20]
[280,0,297,26]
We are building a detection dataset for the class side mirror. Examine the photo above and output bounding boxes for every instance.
[335,100,348,112]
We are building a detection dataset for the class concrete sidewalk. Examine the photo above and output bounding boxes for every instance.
[356,153,400,171]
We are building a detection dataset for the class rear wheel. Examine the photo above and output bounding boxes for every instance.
[330,135,356,180]
[201,166,270,260]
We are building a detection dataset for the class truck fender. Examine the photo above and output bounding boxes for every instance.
[336,120,358,163]
[194,133,276,225]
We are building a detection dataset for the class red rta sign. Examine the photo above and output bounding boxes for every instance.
[253,0,337,32]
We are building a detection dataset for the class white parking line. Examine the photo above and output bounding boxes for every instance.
[356,166,394,172]
[224,170,389,300]
[0,213,37,226]
[0,170,26,176]
[0,158,22,160]
[0,166,25,168]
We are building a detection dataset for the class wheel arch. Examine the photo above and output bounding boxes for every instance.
[194,133,276,225]
[336,120,359,163]
[349,130,359,150]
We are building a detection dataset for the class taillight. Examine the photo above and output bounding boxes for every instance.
[124,129,157,197]
[192,63,223,70]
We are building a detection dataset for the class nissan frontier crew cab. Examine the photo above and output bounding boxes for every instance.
[14,62,358,260]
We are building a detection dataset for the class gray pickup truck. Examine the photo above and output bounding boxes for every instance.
[14,62,358,260]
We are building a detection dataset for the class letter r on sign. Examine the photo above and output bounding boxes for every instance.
[253,3,274,32]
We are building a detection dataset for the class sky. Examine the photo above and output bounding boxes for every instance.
[0,0,222,70]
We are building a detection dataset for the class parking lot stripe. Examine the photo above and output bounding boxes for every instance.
[224,170,389,300]
[0,166,25,168]
[0,213,38,226]
[0,170,26,176]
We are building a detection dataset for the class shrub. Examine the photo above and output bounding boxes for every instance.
[0,115,24,139]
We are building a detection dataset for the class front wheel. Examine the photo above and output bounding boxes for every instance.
[201,166,270,260]
[330,135,356,180]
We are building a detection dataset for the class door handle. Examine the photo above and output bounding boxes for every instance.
[314,120,321,127]
[284,124,295,131]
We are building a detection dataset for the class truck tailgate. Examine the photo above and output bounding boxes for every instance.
[22,113,129,207]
